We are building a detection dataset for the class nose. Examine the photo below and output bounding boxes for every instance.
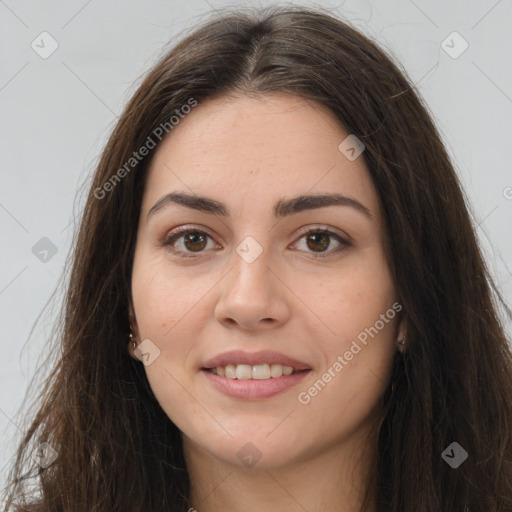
[214,246,291,331]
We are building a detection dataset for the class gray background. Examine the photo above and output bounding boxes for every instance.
[1,0,511,494]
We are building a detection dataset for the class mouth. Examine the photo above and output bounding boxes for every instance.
[203,363,307,380]
[200,350,312,399]
[201,349,311,378]
[201,367,311,400]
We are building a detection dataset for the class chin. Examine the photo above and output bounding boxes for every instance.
[188,426,307,469]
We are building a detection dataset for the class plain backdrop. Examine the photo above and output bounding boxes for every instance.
[1,0,511,494]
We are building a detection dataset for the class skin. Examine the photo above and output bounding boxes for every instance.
[128,93,406,512]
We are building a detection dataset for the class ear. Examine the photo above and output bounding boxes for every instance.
[395,307,407,351]
[127,299,141,360]
[397,314,406,342]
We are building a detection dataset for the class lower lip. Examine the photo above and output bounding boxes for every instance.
[201,369,311,399]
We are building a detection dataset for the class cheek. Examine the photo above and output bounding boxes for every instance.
[131,254,209,428]
[292,253,398,402]
[291,252,397,348]
[131,246,207,335]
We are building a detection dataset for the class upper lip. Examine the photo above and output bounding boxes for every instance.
[202,350,311,371]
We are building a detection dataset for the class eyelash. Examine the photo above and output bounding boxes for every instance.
[161,226,351,259]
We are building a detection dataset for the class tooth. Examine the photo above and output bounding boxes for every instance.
[235,364,252,379]
[270,364,283,378]
[213,363,300,379]
[282,366,293,375]
[252,364,271,379]
[225,364,237,379]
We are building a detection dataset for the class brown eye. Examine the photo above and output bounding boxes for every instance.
[305,232,331,252]
[162,228,217,257]
[181,231,208,252]
[293,228,350,258]
[162,226,350,260]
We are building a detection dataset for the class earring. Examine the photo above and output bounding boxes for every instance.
[397,333,406,352]
[129,331,136,350]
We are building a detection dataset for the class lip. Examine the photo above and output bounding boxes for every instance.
[202,350,311,371]
[201,368,311,399]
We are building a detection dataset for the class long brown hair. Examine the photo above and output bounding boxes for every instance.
[3,5,512,511]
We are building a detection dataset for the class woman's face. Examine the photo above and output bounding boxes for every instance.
[130,93,403,470]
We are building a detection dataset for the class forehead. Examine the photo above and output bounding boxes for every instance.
[141,93,380,220]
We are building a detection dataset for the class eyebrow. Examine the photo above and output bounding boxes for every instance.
[146,191,372,220]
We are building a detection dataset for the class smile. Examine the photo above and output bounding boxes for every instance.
[201,367,311,400]
[208,363,302,379]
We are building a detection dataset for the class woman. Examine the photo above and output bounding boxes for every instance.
[3,5,512,511]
